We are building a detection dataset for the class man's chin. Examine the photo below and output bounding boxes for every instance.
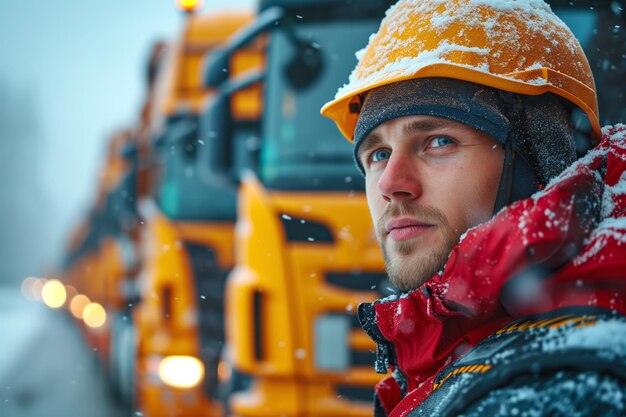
[383,244,450,292]
[389,272,430,293]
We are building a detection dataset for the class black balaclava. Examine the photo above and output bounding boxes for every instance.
[353,78,576,213]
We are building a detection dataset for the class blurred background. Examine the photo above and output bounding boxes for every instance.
[0,0,250,288]
[0,2,252,416]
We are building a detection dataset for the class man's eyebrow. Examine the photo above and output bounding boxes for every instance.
[401,118,448,137]
[357,132,383,163]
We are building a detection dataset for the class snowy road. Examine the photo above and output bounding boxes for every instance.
[0,286,129,417]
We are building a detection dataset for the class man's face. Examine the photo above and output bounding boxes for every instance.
[357,115,504,291]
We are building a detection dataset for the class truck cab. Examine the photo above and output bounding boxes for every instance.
[131,11,258,417]
[201,1,396,416]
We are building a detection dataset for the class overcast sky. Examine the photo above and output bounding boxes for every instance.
[0,0,254,285]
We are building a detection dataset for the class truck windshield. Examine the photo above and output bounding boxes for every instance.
[156,115,238,221]
[259,20,377,191]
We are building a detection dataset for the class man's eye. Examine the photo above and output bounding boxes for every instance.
[371,149,391,162]
[429,136,454,148]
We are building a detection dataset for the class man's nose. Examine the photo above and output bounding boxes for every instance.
[377,153,422,203]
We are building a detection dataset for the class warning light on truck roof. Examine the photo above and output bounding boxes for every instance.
[175,0,203,12]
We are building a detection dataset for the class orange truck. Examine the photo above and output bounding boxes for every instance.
[201,1,397,416]
[61,128,138,364]
[130,9,261,417]
[59,38,168,404]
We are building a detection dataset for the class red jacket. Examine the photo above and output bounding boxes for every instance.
[358,125,626,417]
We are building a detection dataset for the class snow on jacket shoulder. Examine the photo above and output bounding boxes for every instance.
[358,125,626,417]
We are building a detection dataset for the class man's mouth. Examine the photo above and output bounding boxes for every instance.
[385,217,433,241]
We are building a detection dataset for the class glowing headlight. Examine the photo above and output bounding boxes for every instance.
[158,356,204,389]
[70,294,90,319]
[42,279,66,308]
[83,302,107,328]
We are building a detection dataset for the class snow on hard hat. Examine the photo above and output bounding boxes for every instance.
[321,0,600,142]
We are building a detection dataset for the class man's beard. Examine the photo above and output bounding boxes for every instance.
[376,203,458,292]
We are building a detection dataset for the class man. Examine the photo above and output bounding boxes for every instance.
[321,0,626,416]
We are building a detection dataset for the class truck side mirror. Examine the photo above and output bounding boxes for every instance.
[198,71,264,186]
[198,93,231,182]
[120,141,138,160]
[204,48,230,88]
[285,39,324,90]
[204,6,284,88]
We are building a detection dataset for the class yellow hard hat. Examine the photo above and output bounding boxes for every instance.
[321,0,601,142]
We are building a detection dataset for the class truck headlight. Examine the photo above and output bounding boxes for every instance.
[158,355,204,389]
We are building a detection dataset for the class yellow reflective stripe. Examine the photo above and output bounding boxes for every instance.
[549,316,592,329]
